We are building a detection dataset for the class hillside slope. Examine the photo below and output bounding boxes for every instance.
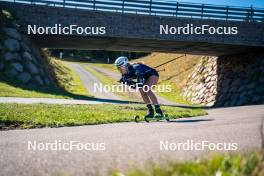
[134,53,201,89]
[132,53,202,104]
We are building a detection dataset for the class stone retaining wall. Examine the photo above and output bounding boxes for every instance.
[0,24,54,87]
[182,53,264,107]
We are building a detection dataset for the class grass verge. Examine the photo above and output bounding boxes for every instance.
[0,82,67,98]
[0,59,90,99]
[0,103,207,130]
[157,80,192,105]
[59,60,90,97]
[112,151,262,176]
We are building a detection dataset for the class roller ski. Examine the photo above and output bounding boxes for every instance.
[143,113,169,122]
[134,104,170,123]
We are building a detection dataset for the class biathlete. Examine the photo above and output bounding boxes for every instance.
[114,56,164,118]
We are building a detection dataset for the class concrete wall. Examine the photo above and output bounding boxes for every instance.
[182,53,264,106]
[1,2,264,55]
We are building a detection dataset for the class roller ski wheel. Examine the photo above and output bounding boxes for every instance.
[144,113,153,122]
[154,114,170,121]
[144,114,170,122]
[144,116,151,123]
[134,115,140,123]
[165,114,170,122]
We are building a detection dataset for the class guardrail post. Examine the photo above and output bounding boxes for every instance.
[226,6,229,21]
[175,2,179,17]
[201,4,204,19]
[93,0,96,10]
[63,0,65,8]
[122,0,125,13]
[250,5,254,22]
[245,5,254,22]
[149,0,152,15]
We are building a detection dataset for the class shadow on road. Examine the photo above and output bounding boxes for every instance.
[169,119,214,123]
[162,104,208,109]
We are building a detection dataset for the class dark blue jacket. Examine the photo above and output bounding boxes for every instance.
[120,63,158,87]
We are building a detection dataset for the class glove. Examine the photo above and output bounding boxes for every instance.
[119,77,125,84]
[125,79,137,86]
[119,77,136,86]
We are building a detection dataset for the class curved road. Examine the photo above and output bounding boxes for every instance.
[68,63,121,100]
[1,105,263,176]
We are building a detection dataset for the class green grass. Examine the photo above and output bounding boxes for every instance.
[112,151,262,176]
[0,10,16,40]
[157,80,192,105]
[0,82,68,98]
[132,53,201,104]
[60,60,90,97]
[0,103,207,129]
[0,59,90,99]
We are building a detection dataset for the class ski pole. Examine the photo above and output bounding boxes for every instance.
[154,54,186,69]
[157,68,166,72]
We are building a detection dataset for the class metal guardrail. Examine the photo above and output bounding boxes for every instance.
[5,0,264,22]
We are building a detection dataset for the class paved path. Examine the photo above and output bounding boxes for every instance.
[68,63,121,100]
[1,105,263,176]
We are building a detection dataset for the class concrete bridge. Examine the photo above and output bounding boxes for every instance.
[1,0,264,56]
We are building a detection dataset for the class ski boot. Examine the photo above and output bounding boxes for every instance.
[134,104,154,123]
[154,105,164,118]
[144,104,154,122]
[154,105,170,122]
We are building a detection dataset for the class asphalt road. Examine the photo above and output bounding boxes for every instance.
[1,105,263,176]
[68,63,121,100]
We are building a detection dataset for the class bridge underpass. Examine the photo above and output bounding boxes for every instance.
[29,35,263,56]
[1,1,264,56]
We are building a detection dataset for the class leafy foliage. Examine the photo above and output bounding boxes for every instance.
[112,152,261,176]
